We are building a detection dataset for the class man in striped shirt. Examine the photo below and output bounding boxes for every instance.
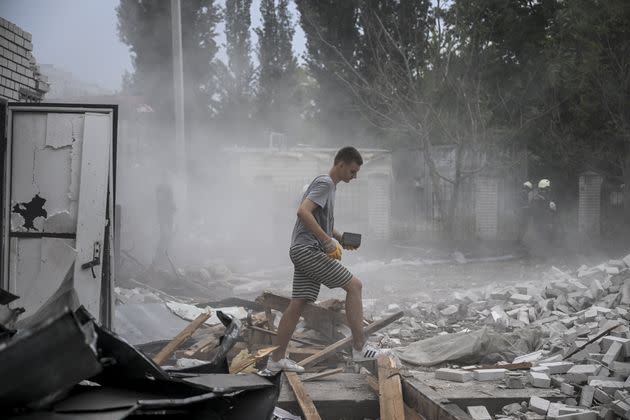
[267,146,389,373]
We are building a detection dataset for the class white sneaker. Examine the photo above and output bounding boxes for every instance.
[352,344,392,362]
[266,357,305,374]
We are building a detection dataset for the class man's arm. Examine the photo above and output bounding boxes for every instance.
[297,198,331,244]
[332,229,342,242]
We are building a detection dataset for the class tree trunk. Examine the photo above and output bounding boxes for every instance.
[446,143,464,247]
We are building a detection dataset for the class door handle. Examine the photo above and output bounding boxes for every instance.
[81,242,101,278]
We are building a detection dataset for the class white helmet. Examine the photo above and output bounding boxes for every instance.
[538,179,551,189]
[523,181,532,189]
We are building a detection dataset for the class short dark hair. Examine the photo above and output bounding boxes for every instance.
[334,146,363,166]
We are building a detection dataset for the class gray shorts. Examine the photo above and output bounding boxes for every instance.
[289,244,354,302]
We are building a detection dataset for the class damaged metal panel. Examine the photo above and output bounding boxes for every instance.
[0,309,102,407]
[73,113,111,323]
[13,238,76,316]
[3,104,117,327]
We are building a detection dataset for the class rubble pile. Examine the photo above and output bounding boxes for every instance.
[416,255,630,419]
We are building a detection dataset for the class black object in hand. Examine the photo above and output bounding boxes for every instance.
[341,232,361,248]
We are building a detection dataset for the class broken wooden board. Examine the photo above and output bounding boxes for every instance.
[285,372,322,420]
[153,311,211,365]
[378,355,405,420]
[361,367,424,420]
[298,311,404,368]
[257,291,348,340]
[278,373,378,420]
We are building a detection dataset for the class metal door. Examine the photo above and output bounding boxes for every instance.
[2,103,116,327]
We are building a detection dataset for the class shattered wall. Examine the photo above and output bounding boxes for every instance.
[0,17,49,102]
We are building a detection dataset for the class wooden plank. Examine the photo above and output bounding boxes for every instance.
[153,311,211,365]
[302,368,344,382]
[247,324,323,347]
[378,355,405,420]
[257,291,348,339]
[230,346,278,374]
[285,372,322,420]
[298,311,404,368]
[361,367,424,420]
[182,333,219,358]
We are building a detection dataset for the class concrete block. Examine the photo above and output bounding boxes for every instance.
[593,387,613,404]
[530,372,551,388]
[566,365,601,384]
[514,350,544,364]
[466,406,492,420]
[530,396,550,415]
[506,372,525,389]
[541,361,574,374]
[473,368,506,381]
[579,385,594,407]
[553,408,598,420]
[530,366,550,374]
[561,383,575,395]
[587,379,626,394]
[602,341,623,366]
[601,336,630,355]
[510,293,534,303]
[611,399,630,418]
[435,368,472,382]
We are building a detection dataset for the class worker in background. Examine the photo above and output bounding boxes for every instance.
[516,181,533,244]
[531,179,556,242]
[266,146,390,374]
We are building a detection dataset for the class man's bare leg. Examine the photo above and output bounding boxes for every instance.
[271,298,307,361]
[343,277,365,351]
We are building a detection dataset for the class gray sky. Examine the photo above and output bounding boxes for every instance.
[0,0,305,92]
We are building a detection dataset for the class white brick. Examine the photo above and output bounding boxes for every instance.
[530,396,550,415]
[579,385,594,407]
[530,372,551,388]
[473,368,506,381]
[435,368,472,382]
[587,379,626,394]
[540,361,574,374]
[602,341,623,366]
[566,365,600,384]
[561,383,575,396]
[467,406,492,420]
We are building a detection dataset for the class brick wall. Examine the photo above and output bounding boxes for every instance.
[0,17,48,102]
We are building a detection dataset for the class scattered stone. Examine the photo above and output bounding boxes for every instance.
[440,305,459,316]
[602,341,623,366]
[587,379,626,394]
[579,385,594,408]
[473,368,507,381]
[561,383,575,396]
[435,368,473,382]
[530,372,551,388]
[467,406,492,420]
[529,396,550,415]
[540,361,574,374]
[566,365,600,384]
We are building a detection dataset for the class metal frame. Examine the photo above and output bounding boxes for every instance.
[1,102,118,327]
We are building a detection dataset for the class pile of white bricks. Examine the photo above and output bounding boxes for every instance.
[432,254,630,419]
[0,17,49,102]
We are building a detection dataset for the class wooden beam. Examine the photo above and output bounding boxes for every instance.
[153,311,211,365]
[361,367,424,420]
[302,368,344,382]
[378,355,405,420]
[298,311,404,368]
[182,334,218,358]
[247,325,323,347]
[257,291,348,339]
[230,346,278,374]
[285,372,322,420]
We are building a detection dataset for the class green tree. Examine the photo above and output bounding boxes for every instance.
[255,0,298,132]
[220,0,254,120]
[117,0,221,120]
[541,0,630,217]
[295,0,364,142]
